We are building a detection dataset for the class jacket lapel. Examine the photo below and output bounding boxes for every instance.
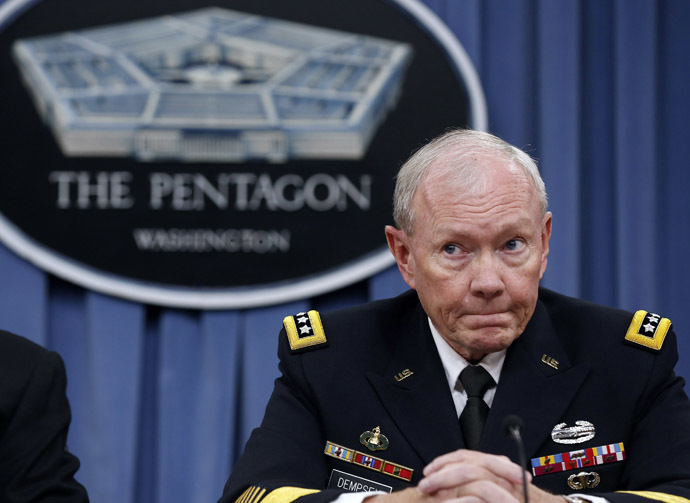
[365,295,591,467]
[482,299,591,460]
[366,302,464,465]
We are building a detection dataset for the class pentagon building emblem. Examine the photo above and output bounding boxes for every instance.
[12,8,412,163]
[0,0,484,309]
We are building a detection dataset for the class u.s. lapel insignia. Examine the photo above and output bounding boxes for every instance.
[360,426,389,451]
[625,310,671,352]
[283,310,327,352]
[541,354,559,370]
[551,421,595,444]
[394,369,414,382]
[567,471,601,490]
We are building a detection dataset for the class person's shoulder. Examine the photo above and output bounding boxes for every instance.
[539,287,675,355]
[539,287,632,325]
[279,290,420,355]
[0,330,61,380]
[322,289,420,324]
[0,329,52,359]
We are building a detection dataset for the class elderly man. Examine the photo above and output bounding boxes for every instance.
[219,130,690,503]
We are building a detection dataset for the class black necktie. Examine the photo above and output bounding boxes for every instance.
[458,365,495,450]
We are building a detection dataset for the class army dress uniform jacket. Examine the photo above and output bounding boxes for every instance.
[0,330,88,502]
[220,288,690,503]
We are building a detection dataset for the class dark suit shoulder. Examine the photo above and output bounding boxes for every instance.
[0,330,88,502]
[0,330,64,421]
[0,329,49,354]
[0,330,59,384]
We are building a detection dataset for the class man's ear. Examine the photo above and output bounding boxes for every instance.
[385,225,416,289]
[539,211,553,279]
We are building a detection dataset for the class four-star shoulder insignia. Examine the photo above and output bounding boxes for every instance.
[625,310,672,352]
[283,310,327,352]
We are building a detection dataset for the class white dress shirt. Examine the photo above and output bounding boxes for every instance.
[428,318,506,416]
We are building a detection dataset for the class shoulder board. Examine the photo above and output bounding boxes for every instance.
[283,310,327,352]
[624,310,672,352]
[233,485,319,503]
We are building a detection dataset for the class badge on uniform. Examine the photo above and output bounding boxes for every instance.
[283,310,327,352]
[624,310,671,352]
[394,369,414,382]
[568,471,601,490]
[541,354,559,370]
[551,421,595,444]
[327,469,393,493]
[360,426,389,451]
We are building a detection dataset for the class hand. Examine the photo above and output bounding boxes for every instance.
[419,449,530,503]
[364,449,564,503]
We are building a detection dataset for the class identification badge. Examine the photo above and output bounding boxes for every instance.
[327,469,393,493]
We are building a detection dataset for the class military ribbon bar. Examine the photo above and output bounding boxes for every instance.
[353,452,384,471]
[324,441,414,482]
[325,441,354,462]
[531,442,625,476]
[382,461,414,482]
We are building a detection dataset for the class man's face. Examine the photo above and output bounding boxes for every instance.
[386,156,552,361]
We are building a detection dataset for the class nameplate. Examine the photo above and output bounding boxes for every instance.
[327,469,393,493]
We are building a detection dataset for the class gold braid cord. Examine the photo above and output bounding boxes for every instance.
[617,491,690,503]
[234,486,266,503]
[234,486,319,503]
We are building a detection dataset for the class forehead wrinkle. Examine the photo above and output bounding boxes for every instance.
[414,171,541,241]
[410,154,543,240]
[431,212,536,243]
[422,177,534,218]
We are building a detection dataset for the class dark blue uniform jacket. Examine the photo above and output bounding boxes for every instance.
[221,288,690,503]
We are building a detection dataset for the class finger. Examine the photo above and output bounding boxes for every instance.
[437,498,483,503]
[419,462,515,494]
[424,451,512,475]
[423,450,527,485]
[440,479,522,503]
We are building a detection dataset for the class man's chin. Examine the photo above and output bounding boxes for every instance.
[444,328,517,359]
[465,328,517,353]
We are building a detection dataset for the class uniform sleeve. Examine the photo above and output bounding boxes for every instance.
[598,328,690,503]
[219,329,344,503]
[0,349,89,503]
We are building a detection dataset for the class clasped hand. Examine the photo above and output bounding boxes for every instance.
[366,449,562,503]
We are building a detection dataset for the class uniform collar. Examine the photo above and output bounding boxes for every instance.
[428,318,506,412]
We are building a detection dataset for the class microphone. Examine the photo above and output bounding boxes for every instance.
[502,414,529,503]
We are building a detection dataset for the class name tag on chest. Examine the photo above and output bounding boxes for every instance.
[328,469,393,493]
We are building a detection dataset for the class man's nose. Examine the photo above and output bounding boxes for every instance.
[469,252,504,298]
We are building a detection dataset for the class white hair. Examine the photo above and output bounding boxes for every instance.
[393,129,548,234]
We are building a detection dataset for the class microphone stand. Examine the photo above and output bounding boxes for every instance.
[503,415,529,503]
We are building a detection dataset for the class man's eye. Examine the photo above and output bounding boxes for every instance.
[504,239,523,251]
[444,244,459,255]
